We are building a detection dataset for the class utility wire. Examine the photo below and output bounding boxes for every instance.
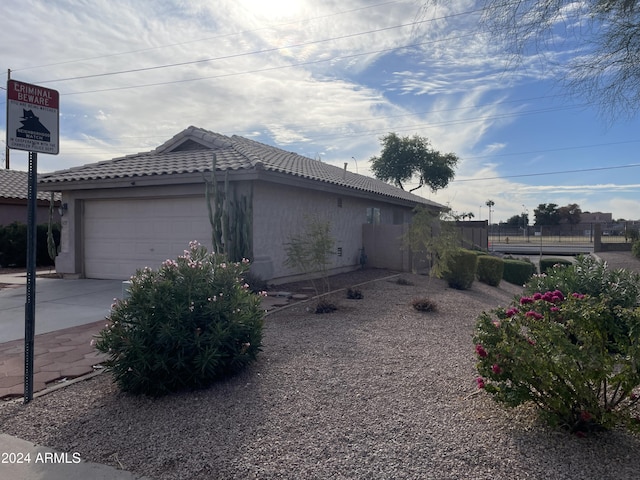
[452,164,640,183]
[35,12,482,85]
[6,1,403,75]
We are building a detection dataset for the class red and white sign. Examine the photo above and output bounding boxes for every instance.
[6,80,59,155]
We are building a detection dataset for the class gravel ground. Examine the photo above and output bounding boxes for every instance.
[2,267,640,479]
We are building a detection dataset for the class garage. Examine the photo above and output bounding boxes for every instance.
[83,196,212,279]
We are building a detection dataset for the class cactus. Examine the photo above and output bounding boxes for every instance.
[47,192,58,262]
[204,153,253,261]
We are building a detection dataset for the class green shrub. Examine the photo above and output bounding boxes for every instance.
[474,290,640,434]
[476,256,504,287]
[441,248,477,290]
[502,259,536,285]
[527,255,640,308]
[95,241,264,396]
[539,257,573,274]
[632,240,640,259]
[0,222,60,268]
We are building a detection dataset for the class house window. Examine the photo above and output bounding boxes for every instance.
[366,207,381,225]
[337,197,343,208]
[337,247,343,257]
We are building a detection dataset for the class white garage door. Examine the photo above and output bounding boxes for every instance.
[83,197,213,279]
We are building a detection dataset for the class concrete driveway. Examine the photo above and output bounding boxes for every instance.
[0,274,124,343]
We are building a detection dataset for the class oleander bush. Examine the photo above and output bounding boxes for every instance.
[441,248,477,290]
[502,259,536,286]
[527,255,640,308]
[95,241,265,396]
[474,290,640,434]
[476,255,504,287]
[476,258,640,434]
[539,257,573,274]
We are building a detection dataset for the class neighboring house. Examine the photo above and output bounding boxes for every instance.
[0,169,60,225]
[38,126,443,282]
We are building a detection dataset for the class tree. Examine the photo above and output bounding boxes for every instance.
[558,203,582,224]
[404,206,462,277]
[534,203,560,226]
[504,213,529,227]
[284,214,335,299]
[370,133,459,191]
[478,0,640,119]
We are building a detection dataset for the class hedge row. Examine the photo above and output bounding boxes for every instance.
[0,222,60,268]
[441,250,540,289]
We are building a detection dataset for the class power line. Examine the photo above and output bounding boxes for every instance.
[452,163,640,183]
[5,1,403,75]
[35,11,483,85]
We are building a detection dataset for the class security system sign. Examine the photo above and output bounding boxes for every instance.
[6,80,59,154]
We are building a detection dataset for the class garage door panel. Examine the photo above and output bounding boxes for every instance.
[83,197,212,279]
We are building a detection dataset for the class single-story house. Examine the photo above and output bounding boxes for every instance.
[38,126,443,282]
[0,169,60,225]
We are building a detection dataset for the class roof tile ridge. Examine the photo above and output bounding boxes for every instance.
[230,136,264,169]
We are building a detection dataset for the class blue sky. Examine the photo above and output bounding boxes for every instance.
[1,0,639,222]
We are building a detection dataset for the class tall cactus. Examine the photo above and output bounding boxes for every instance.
[204,153,253,261]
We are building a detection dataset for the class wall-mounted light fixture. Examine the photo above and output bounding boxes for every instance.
[58,203,68,216]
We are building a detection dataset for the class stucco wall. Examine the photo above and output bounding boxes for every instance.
[52,178,419,282]
[251,181,414,282]
[0,201,59,226]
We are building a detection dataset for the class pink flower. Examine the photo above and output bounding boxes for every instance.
[475,344,488,358]
[492,320,501,328]
[533,292,542,300]
[491,364,502,374]
[550,306,560,312]
[580,410,592,422]
[520,296,534,305]
[505,308,519,317]
[527,338,536,346]
[525,310,543,320]
[572,293,586,300]
[476,377,485,389]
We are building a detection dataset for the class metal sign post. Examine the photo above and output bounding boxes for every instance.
[6,78,59,403]
[24,152,38,403]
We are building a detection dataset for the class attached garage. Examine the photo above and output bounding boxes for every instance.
[83,196,211,279]
[39,127,443,282]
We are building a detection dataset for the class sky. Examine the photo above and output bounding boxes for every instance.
[1,0,639,223]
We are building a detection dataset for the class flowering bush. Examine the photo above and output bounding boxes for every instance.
[474,289,640,433]
[95,241,265,396]
[526,255,640,308]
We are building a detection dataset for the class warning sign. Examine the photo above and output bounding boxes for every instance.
[6,80,59,155]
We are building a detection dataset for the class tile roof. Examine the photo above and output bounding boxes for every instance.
[0,169,60,202]
[39,126,442,208]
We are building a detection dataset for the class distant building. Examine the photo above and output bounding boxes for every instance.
[581,212,613,223]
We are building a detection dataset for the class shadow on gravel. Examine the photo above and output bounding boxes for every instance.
[509,426,640,479]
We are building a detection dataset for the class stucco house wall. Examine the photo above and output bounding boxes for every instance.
[40,127,443,282]
[252,180,413,282]
[0,169,60,225]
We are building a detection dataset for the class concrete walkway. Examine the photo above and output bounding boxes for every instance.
[0,273,149,478]
[0,434,150,479]
[0,273,122,399]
